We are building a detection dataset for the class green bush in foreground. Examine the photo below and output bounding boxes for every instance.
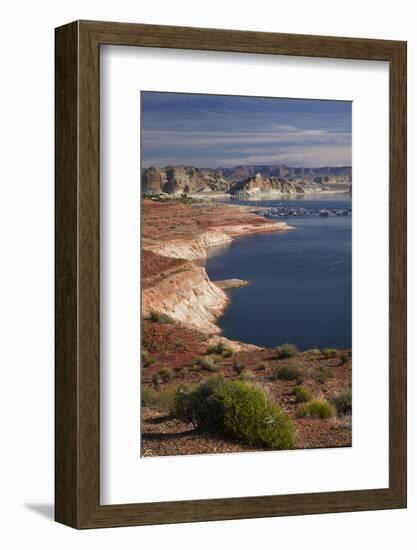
[173,377,294,450]
[332,389,352,416]
[276,343,298,359]
[174,377,226,431]
[271,361,305,383]
[220,381,294,449]
[141,385,177,414]
[296,399,334,419]
[292,385,311,403]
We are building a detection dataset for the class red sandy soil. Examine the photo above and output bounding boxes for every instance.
[142,250,187,286]
[141,199,283,243]
[142,319,352,456]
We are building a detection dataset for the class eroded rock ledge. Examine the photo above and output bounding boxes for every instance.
[142,200,292,337]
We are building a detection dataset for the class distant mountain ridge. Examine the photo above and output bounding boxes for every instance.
[141,164,352,196]
[216,164,352,180]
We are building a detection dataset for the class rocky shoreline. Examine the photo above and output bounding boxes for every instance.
[142,199,292,336]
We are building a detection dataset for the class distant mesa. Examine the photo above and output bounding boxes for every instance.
[141,164,352,196]
[141,165,229,196]
[229,173,305,197]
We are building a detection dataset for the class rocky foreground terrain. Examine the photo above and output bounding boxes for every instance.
[141,198,352,456]
[141,163,352,196]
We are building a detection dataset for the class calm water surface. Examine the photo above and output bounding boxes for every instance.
[205,196,352,350]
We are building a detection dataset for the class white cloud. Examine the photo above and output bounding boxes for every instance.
[215,144,351,167]
[142,129,350,147]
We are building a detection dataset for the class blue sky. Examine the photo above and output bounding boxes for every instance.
[141,92,352,168]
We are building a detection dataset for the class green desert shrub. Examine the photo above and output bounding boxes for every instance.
[271,361,305,383]
[292,385,311,403]
[141,350,156,368]
[340,354,349,365]
[295,399,334,419]
[141,385,177,413]
[220,381,294,449]
[141,385,159,408]
[206,341,234,357]
[151,373,159,387]
[155,386,177,414]
[238,370,255,382]
[142,336,163,353]
[332,389,352,416]
[173,377,294,449]
[232,362,245,375]
[258,362,267,370]
[159,367,174,383]
[198,357,220,372]
[276,343,298,359]
[174,339,185,349]
[322,347,338,359]
[308,365,331,384]
[305,348,321,359]
[173,377,226,431]
[149,311,173,324]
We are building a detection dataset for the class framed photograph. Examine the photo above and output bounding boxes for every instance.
[55,20,406,528]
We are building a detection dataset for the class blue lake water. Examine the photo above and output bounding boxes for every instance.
[205,196,352,350]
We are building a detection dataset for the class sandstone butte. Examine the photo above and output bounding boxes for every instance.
[141,199,292,338]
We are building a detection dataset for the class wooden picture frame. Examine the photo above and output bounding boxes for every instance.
[55,20,407,529]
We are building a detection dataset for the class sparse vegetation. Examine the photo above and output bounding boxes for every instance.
[295,399,334,419]
[141,385,159,408]
[340,354,349,365]
[141,385,177,414]
[206,341,234,357]
[292,385,311,403]
[308,365,331,384]
[258,362,267,370]
[149,311,173,324]
[271,360,305,383]
[175,338,185,350]
[276,343,298,359]
[141,350,156,368]
[173,377,294,449]
[305,348,321,359]
[198,357,221,372]
[322,348,338,359]
[232,362,245,375]
[142,336,163,353]
[238,370,255,382]
[332,389,352,416]
[151,373,159,387]
[159,367,174,383]
[222,346,234,358]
